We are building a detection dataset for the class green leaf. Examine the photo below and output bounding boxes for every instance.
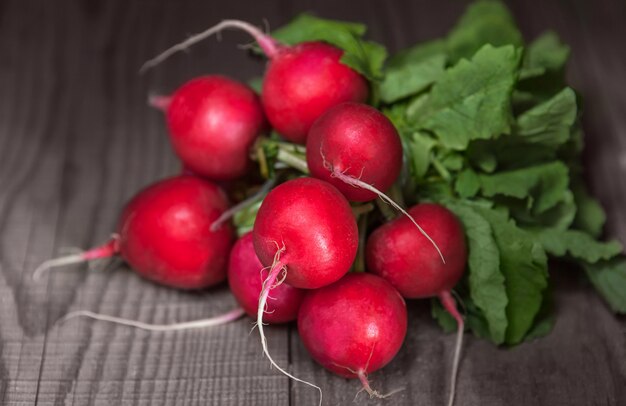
[411,44,521,150]
[523,286,555,341]
[271,13,387,81]
[572,180,606,238]
[533,228,623,263]
[531,190,577,230]
[515,33,570,108]
[441,152,464,171]
[446,0,523,63]
[515,87,577,146]
[407,131,436,179]
[431,299,457,333]
[431,296,494,340]
[380,53,446,103]
[233,200,263,236]
[475,207,549,344]
[387,39,446,68]
[478,162,569,214]
[446,202,508,344]
[455,169,481,198]
[583,257,626,313]
[520,31,570,80]
[247,76,263,94]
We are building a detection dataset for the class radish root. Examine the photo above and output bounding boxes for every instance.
[141,20,280,73]
[33,237,120,281]
[148,94,172,111]
[439,290,465,406]
[256,245,323,406]
[355,371,403,399]
[59,307,245,331]
[329,167,445,264]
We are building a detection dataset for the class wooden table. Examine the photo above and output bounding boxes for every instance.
[1,0,624,404]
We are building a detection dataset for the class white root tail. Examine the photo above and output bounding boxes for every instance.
[331,170,446,263]
[356,370,404,399]
[140,19,279,73]
[439,291,465,406]
[33,254,86,281]
[256,247,323,406]
[59,308,245,332]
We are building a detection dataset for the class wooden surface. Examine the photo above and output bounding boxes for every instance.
[1,0,625,405]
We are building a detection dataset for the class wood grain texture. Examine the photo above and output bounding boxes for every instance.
[0,0,624,405]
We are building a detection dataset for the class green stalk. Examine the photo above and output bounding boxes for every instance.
[276,149,309,173]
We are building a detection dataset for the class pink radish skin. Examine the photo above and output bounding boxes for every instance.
[306,102,403,202]
[306,101,445,262]
[152,76,265,181]
[142,20,368,144]
[251,177,358,400]
[252,177,358,289]
[262,42,368,143]
[228,232,305,323]
[298,273,408,397]
[366,203,467,406]
[35,176,234,290]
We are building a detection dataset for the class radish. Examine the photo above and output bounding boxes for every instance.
[306,102,402,202]
[306,101,445,261]
[298,273,407,398]
[228,232,305,323]
[141,20,369,144]
[366,203,468,406]
[150,75,266,180]
[34,175,234,290]
[252,177,358,398]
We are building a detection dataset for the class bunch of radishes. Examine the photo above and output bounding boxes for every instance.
[37,18,469,406]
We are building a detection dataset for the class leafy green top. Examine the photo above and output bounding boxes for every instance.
[245,1,626,346]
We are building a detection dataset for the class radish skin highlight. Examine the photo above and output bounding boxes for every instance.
[366,203,468,406]
[158,76,266,181]
[60,307,245,332]
[142,20,368,143]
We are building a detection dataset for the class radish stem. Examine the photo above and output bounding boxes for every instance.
[141,20,281,73]
[210,178,276,232]
[439,290,464,406]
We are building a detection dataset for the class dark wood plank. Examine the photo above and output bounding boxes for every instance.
[0,0,624,405]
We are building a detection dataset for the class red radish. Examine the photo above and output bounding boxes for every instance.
[306,101,445,261]
[306,102,402,202]
[34,175,234,290]
[298,273,407,397]
[251,177,358,398]
[228,232,305,323]
[150,76,265,180]
[366,203,467,406]
[253,177,358,289]
[141,20,369,144]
